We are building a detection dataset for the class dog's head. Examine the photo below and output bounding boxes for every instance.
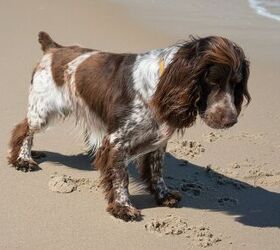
[152,36,251,129]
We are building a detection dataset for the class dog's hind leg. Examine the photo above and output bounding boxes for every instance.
[8,111,52,172]
[8,118,37,171]
[8,103,54,172]
[8,54,71,171]
[7,96,51,171]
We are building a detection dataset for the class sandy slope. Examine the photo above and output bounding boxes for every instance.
[0,0,279,249]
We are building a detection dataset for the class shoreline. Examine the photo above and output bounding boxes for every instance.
[248,0,280,22]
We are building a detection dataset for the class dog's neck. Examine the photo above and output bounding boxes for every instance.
[132,45,180,101]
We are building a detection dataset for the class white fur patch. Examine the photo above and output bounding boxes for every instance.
[28,53,72,130]
[132,46,179,101]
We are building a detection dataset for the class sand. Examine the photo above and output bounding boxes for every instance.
[0,0,279,249]
[145,215,222,248]
[48,175,99,193]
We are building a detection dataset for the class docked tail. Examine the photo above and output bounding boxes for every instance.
[38,31,63,52]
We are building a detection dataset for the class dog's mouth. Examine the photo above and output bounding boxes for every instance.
[200,113,237,129]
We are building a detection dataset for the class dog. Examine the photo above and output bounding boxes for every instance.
[8,32,250,221]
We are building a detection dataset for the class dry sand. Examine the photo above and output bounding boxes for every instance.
[0,0,279,249]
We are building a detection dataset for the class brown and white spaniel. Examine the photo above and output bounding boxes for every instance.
[8,32,250,221]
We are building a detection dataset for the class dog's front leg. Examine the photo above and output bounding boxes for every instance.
[137,146,182,207]
[94,137,141,221]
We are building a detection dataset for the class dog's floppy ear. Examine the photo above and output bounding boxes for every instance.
[234,58,251,114]
[152,40,203,129]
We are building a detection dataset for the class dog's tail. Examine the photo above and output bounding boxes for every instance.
[38,31,63,52]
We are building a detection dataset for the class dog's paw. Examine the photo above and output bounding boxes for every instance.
[107,203,142,222]
[13,158,40,172]
[156,190,182,207]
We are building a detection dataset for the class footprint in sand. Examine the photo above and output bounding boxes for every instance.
[48,175,99,193]
[205,165,248,190]
[48,176,77,193]
[145,215,222,248]
[193,225,222,248]
[181,140,206,158]
[217,197,238,207]
[203,132,222,143]
[180,181,203,196]
[168,140,206,158]
[145,214,189,236]
[244,167,280,186]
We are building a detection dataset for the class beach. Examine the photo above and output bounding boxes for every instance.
[0,0,279,249]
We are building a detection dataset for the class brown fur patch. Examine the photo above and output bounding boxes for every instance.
[51,47,94,86]
[7,118,29,166]
[94,137,118,203]
[75,52,136,133]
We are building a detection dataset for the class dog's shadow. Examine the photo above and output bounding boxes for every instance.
[37,151,92,171]
[37,150,280,228]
